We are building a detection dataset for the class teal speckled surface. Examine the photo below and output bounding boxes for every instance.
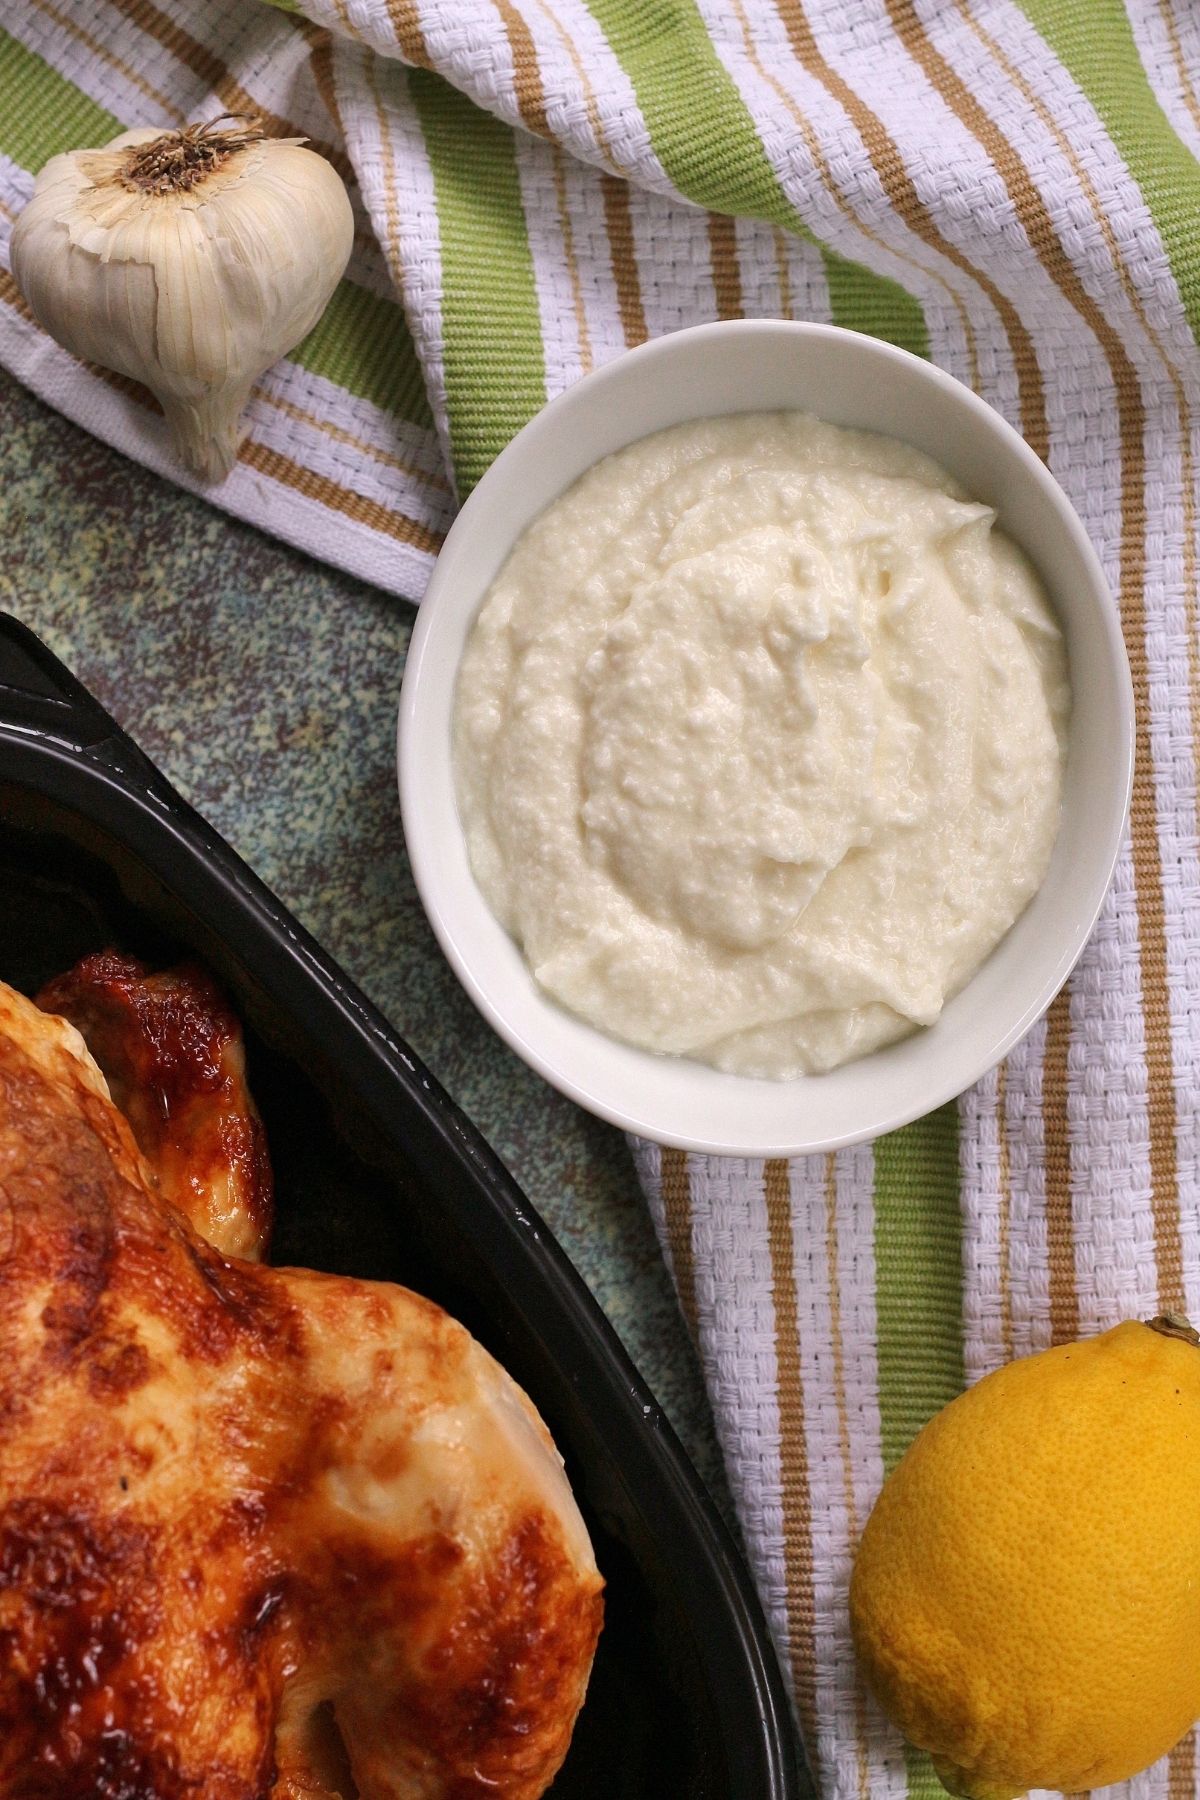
[0,366,726,1504]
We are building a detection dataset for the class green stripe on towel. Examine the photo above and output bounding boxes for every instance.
[583,0,930,356]
[409,70,548,492]
[874,1101,965,1800]
[295,280,433,431]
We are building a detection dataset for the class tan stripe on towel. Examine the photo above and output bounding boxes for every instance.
[364,53,405,285]
[824,1157,871,1800]
[238,439,443,552]
[765,1157,820,1752]
[532,0,625,171]
[995,1062,1015,1365]
[708,213,744,320]
[601,174,649,347]
[1041,989,1078,1346]
[252,386,450,493]
[659,1147,699,1337]
[1169,1732,1196,1800]
[772,226,795,319]
[551,144,595,374]
[384,0,433,66]
[494,0,552,138]
[307,31,343,133]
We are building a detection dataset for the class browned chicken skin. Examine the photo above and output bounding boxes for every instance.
[0,977,603,1799]
[35,950,273,1261]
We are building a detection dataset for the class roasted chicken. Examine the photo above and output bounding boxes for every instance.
[35,951,273,1262]
[0,970,603,1799]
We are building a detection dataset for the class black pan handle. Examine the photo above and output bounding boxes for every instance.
[0,612,121,740]
[0,612,166,790]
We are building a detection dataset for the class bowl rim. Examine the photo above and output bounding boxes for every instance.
[398,318,1134,1156]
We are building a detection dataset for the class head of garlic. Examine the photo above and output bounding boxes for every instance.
[10,117,354,482]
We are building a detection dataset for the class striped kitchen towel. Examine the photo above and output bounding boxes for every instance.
[3,3,1200,1796]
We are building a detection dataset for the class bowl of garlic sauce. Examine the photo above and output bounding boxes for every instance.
[399,322,1132,1157]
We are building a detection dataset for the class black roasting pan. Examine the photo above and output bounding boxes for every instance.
[0,611,805,1799]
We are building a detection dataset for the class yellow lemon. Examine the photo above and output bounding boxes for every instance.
[850,1315,1200,1798]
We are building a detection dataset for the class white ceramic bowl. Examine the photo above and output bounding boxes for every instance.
[398,321,1133,1157]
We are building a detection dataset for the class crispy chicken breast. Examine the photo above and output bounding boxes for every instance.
[0,975,602,1800]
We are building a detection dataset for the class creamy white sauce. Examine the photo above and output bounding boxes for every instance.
[453,413,1069,1078]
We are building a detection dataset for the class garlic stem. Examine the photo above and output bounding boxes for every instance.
[163,384,255,483]
[119,115,266,196]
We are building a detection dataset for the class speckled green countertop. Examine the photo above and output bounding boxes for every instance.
[0,366,726,1503]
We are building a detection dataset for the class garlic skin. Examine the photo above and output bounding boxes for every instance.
[10,123,354,481]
